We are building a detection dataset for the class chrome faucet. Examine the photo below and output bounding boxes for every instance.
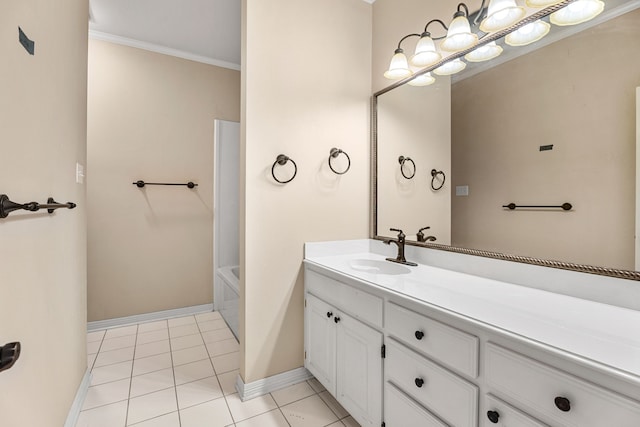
[417,226,437,243]
[384,228,417,266]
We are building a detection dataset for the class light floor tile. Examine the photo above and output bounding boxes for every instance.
[176,376,223,409]
[318,390,349,419]
[212,352,239,374]
[201,328,235,344]
[169,323,200,339]
[137,329,170,345]
[87,330,106,343]
[179,398,233,427]
[307,378,326,393]
[130,368,175,398]
[88,352,98,370]
[104,325,138,339]
[196,319,227,332]
[281,395,338,427]
[326,423,343,427]
[172,345,209,366]
[341,416,361,427]
[101,334,137,352]
[170,333,203,351]
[87,340,102,354]
[225,393,278,422]
[94,347,135,368]
[173,359,215,386]
[235,409,290,427]
[127,388,178,425]
[217,369,239,395]
[135,340,170,359]
[82,378,131,410]
[76,400,127,427]
[137,320,168,333]
[206,338,239,357]
[167,316,196,328]
[271,382,316,407]
[133,353,172,376]
[128,411,180,427]
[195,311,222,322]
[90,360,133,386]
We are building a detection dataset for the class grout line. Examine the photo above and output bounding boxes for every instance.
[123,324,139,426]
[166,323,182,427]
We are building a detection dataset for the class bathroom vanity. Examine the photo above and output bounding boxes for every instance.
[303,240,640,427]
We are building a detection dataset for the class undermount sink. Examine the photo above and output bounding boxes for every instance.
[348,259,412,275]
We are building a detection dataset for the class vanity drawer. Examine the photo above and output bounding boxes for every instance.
[483,394,548,427]
[386,301,479,378]
[385,382,448,427]
[306,269,382,328]
[386,338,478,427]
[485,343,640,427]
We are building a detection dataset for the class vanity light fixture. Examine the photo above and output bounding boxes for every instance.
[384,33,420,79]
[408,71,436,86]
[480,0,526,32]
[433,58,467,75]
[411,20,448,67]
[526,0,563,7]
[550,0,605,25]
[505,20,551,45]
[440,3,478,52]
[465,41,504,62]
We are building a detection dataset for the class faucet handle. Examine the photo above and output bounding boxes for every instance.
[417,226,431,242]
[389,228,406,241]
[418,226,431,233]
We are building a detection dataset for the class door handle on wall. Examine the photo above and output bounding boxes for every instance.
[0,342,21,373]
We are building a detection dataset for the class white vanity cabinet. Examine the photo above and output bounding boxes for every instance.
[304,269,383,427]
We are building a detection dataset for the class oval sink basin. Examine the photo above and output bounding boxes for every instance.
[348,259,412,275]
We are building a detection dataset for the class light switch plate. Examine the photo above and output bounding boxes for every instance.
[456,185,469,196]
[76,163,85,184]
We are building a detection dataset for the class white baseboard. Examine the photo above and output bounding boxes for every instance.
[87,304,214,331]
[64,368,91,427]
[235,367,313,401]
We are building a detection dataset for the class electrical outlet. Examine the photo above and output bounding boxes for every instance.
[76,163,85,184]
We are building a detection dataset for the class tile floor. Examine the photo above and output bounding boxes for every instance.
[78,311,360,427]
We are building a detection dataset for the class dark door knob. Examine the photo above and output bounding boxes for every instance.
[415,330,424,340]
[554,396,571,412]
[326,311,333,318]
[414,377,424,388]
[487,410,500,423]
[334,316,341,324]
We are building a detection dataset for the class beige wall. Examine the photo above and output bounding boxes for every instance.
[0,0,88,425]
[377,78,452,243]
[241,0,372,382]
[451,10,640,270]
[87,40,240,321]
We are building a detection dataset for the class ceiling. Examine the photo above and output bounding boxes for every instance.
[89,0,242,70]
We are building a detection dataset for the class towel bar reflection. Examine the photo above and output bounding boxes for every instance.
[133,181,198,189]
[0,194,76,219]
[503,202,572,211]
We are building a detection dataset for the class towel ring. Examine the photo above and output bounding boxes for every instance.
[398,156,416,180]
[431,169,446,191]
[271,154,297,184]
[328,148,351,175]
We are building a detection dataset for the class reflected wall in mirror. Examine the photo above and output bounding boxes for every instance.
[375,3,640,274]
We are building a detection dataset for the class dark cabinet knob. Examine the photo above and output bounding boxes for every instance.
[487,410,500,424]
[414,377,424,388]
[326,312,333,318]
[415,330,424,340]
[554,396,571,412]
[334,316,341,324]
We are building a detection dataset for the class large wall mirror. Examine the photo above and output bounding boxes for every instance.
[373,0,640,279]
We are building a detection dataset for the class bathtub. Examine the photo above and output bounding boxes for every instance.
[216,265,239,338]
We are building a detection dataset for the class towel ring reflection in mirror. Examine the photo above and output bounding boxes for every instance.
[271,154,297,184]
[431,169,446,191]
[398,156,416,179]
[328,148,351,175]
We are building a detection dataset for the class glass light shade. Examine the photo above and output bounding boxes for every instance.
[526,0,563,7]
[440,15,478,52]
[550,0,604,26]
[411,35,442,67]
[408,72,436,86]
[480,0,526,32]
[505,20,550,46]
[464,41,503,62]
[433,58,466,76]
[383,50,412,79]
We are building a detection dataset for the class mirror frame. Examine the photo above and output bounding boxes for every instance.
[370,0,640,281]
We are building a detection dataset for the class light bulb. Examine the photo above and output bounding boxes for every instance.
[550,0,605,26]
[384,49,412,79]
[505,20,550,46]
[464,41,504,62]
[440,13,478,52]
[433,58,466,76]
[480,0,526,32]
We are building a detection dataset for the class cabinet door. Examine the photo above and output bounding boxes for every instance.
[336,312,383,427]
[305,293,337,395]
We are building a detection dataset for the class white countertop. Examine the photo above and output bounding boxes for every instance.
[304,242,640,381]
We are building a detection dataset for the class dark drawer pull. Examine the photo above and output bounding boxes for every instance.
[414,377,424,388]
[554,396,571,412]
[487,410,500,423]
[334,316,341,324]
[326,311,333,318]
[415,330,424,340]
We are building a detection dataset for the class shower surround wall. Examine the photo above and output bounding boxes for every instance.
[87,40,240,321]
